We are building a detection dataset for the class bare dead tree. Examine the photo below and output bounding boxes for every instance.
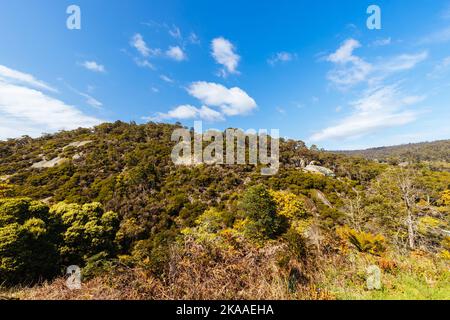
[340,188,365,232]
[396,168,420,250]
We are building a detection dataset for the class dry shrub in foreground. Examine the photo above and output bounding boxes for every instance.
[13,239,328,300]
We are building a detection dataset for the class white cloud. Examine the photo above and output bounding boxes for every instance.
[327,38,361,64]
[310,85,424,142]
[189,32,200,44]
[157,104,197,119]
[0,66,102,140]
[187,81,257,116]
[150,104,224,122]
[196,105,225,121]
[372,37,392,47]
[326,39,373,88]
[79,92,103,109]
[148,81,257,122]
[160,74,174,83]
[268,52,296,65]
[326,39,428,89]
[168,25,182,39]
[276,106,286,115]
[166,46,186,61]
[419,26,450,44]
[61,80,103,109]
[81,61,106,73]
[211,37,240,76]
[379,51,428,73]
[428,56,450,78]
[0,64,56,92]
[134,58,155,70]
[130,33,160,57]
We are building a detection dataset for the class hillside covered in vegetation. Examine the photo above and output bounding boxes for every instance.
[339,140,450,165]
[0,121,449,300]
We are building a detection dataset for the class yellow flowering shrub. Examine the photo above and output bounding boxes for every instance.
[0,183,14,198]
[441,190,450,206]
[269,190,308,219]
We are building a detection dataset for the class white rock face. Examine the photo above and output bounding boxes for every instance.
[31,157,67,169]
[63,140,93,149]
[30,140,92,169]
[303,165,335,177]
[72,153,83,160]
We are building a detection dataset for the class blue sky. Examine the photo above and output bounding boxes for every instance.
[0,0,450,150]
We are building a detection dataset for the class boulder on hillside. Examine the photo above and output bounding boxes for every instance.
[303,165,335,177]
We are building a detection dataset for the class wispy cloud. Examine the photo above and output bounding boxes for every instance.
[0,64,56,92]
[130,33,161,58]
[326,39,373,89]
[419,26,450,44]
[268,52,296,66]
[0,65,102,140]
[134,58,155,70]
[310,85,425,142]
[276,106,286,115]
[60,80,103,109]
[166,46,187,61]
[129,33,161,69]
[79,93,102,109]
[211,37,240,76]
[371,37,392,47]
[142,21,200,45]
[188,32,200,45]
[316,37,429,143]
[326,39,428,89]
[168,25,182,39]
[378,51,428,73]
[428,56,450,78]
[160,74,174,83]
[81,61,106,73]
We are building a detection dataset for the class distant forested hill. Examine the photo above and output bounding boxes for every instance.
[338,140,450,163]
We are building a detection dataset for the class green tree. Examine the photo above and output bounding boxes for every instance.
[240,184,287,239]
[0,198,59,285]
[50,202,120,265]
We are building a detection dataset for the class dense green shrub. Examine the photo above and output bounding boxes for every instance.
[0,198,120,285]
[240,184,288,239]
[0,198,59,285]
[50,202,120,265]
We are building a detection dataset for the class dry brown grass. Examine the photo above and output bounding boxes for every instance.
[6,239,332,300]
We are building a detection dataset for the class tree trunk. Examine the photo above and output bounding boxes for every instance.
[404,197,415,250]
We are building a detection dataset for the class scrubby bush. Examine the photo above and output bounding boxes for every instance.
[337,226,386,255]
[50,202,120,265]
[269,190,308,219]
[0,198,121,285]
[240,184,288,239]
[0,198,59,285]
[440,190,450,206]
